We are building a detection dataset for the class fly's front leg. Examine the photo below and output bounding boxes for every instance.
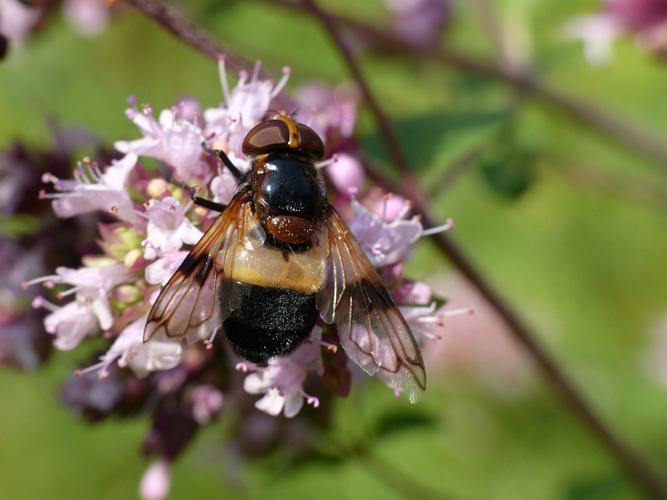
[201,142,243,180]
[170,178,226,212]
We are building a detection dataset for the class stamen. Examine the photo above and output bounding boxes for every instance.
[90,163,104,182]
[235,361,254,373]
[41,172,59,184]
[381,193,391,221]
[203,328,219,350]
[422,217,454,236]
[73,359,108,377]
[306,395,320,408]
[397,199,412,220]
[56,286,81,299]
[319,340,338,353]
[39,191,81,200]
[22,275,60,288]
[271,66,291,98]
[31,296,59,312]
[251,60,261,83]
[442,307,474,317]
[315,155,337,170]
[394,389,402,398]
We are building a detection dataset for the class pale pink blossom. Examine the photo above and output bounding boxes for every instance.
[115,107,209,182]
[242,329,323,418]
[424,276,534,396]
[189,385,223,424]
[0,0,40,44]
[142,197,203,260]
[145,251,188,286]
[325,153,365,193]
[42,299,99,351]
[295,82,359,139]
[62,0,109,37]
[348,197,424,268]
[204,59,290,159]
[349,195,453,268]
[209,165,241,206]
[565,0,667,64]
[385,0,451,46]
[41,153,139,222]
[81,315,182,379]
[140,460,171,500]
[30,263,133,350]
[564,14,622,65]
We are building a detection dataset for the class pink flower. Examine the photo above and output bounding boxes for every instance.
[42,299,99,351]
[189,385,223,424]
[115,106,209,182]
[0,0,40,44]
[142,197,203,260]
[242,329,323,418]
[41,153,139,222]
[145,251,188,286]
[565,0,667,64]
[204,59,290,158]
[348,197,424,268]
[324,153,365,193]
[62,0,109,37]
[81,315,182,379]
[385,0,451,46]
[564,13,622,65]
[30,262,133,348]
[423,276,534,397]
[295,82,359,139]
[209,166,240,206]
[140,460,171,500]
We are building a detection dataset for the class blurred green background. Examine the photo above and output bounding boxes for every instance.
[2,0,667,499]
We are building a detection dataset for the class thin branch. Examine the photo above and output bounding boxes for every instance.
[268,0,667,169]
[300,0,666,498]
[124,0,242,70]
[123,0,296,109]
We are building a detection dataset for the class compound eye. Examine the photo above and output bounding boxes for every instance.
[242,119,325,159]
[242,120,290,156]
[295,123,324,160]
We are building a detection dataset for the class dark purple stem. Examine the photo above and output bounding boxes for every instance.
[122,0,296,109]
[300,0,666,498]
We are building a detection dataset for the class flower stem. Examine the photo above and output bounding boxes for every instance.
[300,0,666,498]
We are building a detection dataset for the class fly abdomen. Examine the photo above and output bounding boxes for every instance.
[222,281,318,363]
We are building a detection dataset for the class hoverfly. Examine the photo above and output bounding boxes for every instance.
[144,112,426,398]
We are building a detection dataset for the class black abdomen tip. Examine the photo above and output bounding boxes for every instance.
[223,281,318,362]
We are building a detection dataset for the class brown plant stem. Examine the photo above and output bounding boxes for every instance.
[268,0,667,169]
[300,0,666,498]
[122,0,296,109]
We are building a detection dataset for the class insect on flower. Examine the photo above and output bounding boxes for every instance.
[144,111,427,400]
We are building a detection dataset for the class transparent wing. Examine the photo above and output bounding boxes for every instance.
[144,193,253,344]
[319,206,426,402]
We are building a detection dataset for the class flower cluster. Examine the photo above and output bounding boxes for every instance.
[565,0,667,65]
[25,60,459,498]
[0,0,110,47]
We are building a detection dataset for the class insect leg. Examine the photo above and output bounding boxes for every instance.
[171,178,227,212]
[201,142,243,180]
